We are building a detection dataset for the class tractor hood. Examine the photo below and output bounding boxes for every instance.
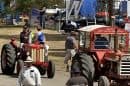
[95,51,106,63]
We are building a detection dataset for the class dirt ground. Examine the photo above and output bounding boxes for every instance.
[0,27,98,86]
[0,27,69,86]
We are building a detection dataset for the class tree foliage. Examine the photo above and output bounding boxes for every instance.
[2,0,65,14]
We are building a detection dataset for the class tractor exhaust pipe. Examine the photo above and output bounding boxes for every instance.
[114,27,118,52]
[112,16,118,51]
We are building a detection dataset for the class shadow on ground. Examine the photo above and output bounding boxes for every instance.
[0,72,18,78]
[46,33,66,41]
[49,49,65,57]
[0,34,19,41]
[0,33,66,42]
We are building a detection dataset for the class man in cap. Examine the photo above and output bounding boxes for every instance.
[17,56,41,86]
[64,31,78,72]
[66,67,88,86]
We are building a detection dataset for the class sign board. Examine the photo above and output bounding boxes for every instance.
[128,1,130,17]
[125,23,130,46]
[45,9,60,14]
[125,23,130,32]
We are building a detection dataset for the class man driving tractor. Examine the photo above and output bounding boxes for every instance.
[20,25,31,44]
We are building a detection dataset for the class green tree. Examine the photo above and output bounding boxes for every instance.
[32,0,64,8]
[16,0,35,13]
[2,0,65,14]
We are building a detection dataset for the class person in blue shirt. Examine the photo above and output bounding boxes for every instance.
[35,25,49,57]
[36,25,46,44]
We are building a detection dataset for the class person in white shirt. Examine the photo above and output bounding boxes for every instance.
[17,56,41,86]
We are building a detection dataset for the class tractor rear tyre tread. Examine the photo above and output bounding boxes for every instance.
[80,53,95,77]
[79,53,94,86]
[80,53,93,65]
[1,44,16,75]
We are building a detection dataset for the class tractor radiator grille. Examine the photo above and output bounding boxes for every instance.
[31,48,44,62]
[120,55,130,75]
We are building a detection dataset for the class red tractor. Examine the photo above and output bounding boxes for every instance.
[1,40,55,78]
[71,25,130,86]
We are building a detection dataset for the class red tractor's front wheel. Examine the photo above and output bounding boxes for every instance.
[47,60,55,78]
[98,76,110,86]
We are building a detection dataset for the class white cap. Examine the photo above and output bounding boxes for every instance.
[24,56,33,63]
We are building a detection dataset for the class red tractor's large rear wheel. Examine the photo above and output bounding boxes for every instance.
[71,53,94,86]
[47,60,55,78]
[79,53,95,86]
[1,44,16,75]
